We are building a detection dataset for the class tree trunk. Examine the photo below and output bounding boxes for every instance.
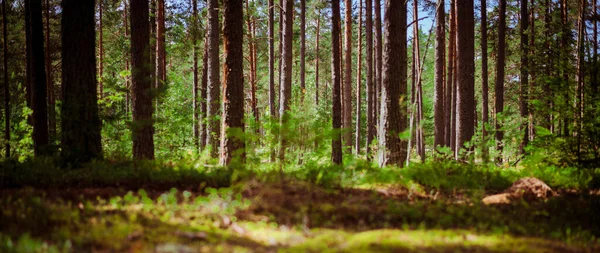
[413,0,425,161]
[192,0,199,150]
[544,0,552,132]
[355,0,363,154]
[156,0,166,91]
[124,0,130,117]
[200,36,208,150]
[3,0,10,158]
[25,0,49,156]
[278,0,293,163]
[374,0,382,126]
[594,0,598,97]
[300,0,306,103]
[365,0,374,159]
[245,0,258,133]
[378,0,407,167]
[331,0,342,164]
[495,0,506,163]
[560,0,569,137]
[576,0,585,159]
[445,0,455,149]
[61,0,103,163]
[45,0,55,141]
[343,0,352,151]
[315,11,321,105]
[434,0,446,151]
[98,0,104,99]
[519,0,529,155]
[268,0,275,117]
[131,0,154,160]
[528,0,535,141]
[206,0,220,156]
[220,0,244,166]
[455,0,475,159]
[480,0,489,161]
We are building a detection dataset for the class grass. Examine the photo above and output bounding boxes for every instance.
[1,157,599,252]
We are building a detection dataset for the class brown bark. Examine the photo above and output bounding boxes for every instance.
[200,36,208,150]
[131,0,154,160]
[519,0,529,155]
[26,0,49,156]
[315,11,321,105]
[192,0,199,150]
[374,0,382,124]
[456,0,475,159]
[495,0,506,163]
[343,0,352,151]
[278,0,293,163]
[481,0,489,161]
[156,0,166,91]
[124,0,130,117]
[365,0,374,159]
[98,0,104,99]
[378,0,407,167]
[413,0,425,161]
[220,0,245,166]
[268,0,275,116]
[245,0,258,133]
[45,0,54,141]
[560,0,569,137]
[544,0,552,132]
[300,0,306,103]
[61,0,103,163]
[434,0,445,151]
[332,0,342,164]
[206,0,220,156]
[355,0,363,154]
[3,0,9,158]
[445,0,455,149]
[576,0,585,157]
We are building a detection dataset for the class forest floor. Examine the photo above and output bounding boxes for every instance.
[1,160,600,252]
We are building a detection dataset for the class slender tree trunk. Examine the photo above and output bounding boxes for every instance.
[26,0,49,156]
[445,0,455,149]
[343,0,352,151]
[220,0,244,166]
[331,0,342,164]
[245,0,257,133]
[561,0,569,137]
[131,0,154,159]
[594,0,598,97]
[576,0,585,159]
[434,0,446,152]
[278,4,283,110]
[374,0,382,126]
[529,0,535,141]
[251,18,258,132]
[192,0,199,150]
[124,0,131,117]
[315,11,321,105]
[98,0,104,99]
[61,0,103,163]
[379,0,407,167]
[206,0,221,156]
[45,0,54,141]
[200,36,208,150]
[495,0,506,163]
[414,0,425,161]
[278,0,293,163]
[355,0,363,154]
[3,0,9,158]
[481,0,489,161]
[544,0,552,132]
[519,0,529,155]
[300,0,306,103]
[156,0,166,91]
[365,0,374,159]
[268,0,275,116]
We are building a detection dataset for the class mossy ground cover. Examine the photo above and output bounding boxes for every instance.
[1,159,599,252]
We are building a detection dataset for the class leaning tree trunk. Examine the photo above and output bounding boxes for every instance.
[61,0,103,163]
[131,0,154,160]
[220,0,244,166]
[378,0,407,167]
[495,0,506,163]
[206,0,220,156]
[343,0,352,151]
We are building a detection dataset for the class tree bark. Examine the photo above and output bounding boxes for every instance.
[374,0,382,125]
[156,0,166,91]
[434,0,445,151]
[365,0,374,159]
[245,0,258,133]
[331,0,342,164]
[594,0,598,97]
[206,0,220,156]
[98,0,104,99]
[3,0,10,158]
[61,0,103,163]
[445,0,455,149]
[560,0,569,137]
[268,0,275,117]
[124,0,131,117]
[455,0,475,159]
[519,0,529,155]
[480,0,489,161]
[131,0,154,160]
[278,0,293,163]
[192,0,199,150]
[25,0,49,156]
[45,0,55,141]
[378,0,407,167]
[343,0,352,151]
[300,0,306,103]
[495,0,506,163]
[576,0,585,158]
[220,0,244,166]
[200,36,208,150]
[315,11,321,105]
[355,0,363,154]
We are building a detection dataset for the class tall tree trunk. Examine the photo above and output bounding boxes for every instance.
[245,0,258,133]
[25,0,49,156]
[300,0,306,103]
[268,0,275,116]
[98,0,104,99]
[156,0,166,89]
[544,0,552,132]
[495,0,506,163]
[343,0,352,151]
[519,0,529,155]
[61,0,103,163]
[445,0,455,148]
[278,0,293,163]
[560,0,569,137]
[379,0,407,167]
[456,0,475,159]
[576,0,585,159]
[3,0,9,158]
[413,0,425,161]
[124,0,130,117]
[45,0,54,141]
[481,0,489,161]
[192,0,199,150]
[315,11,321,105]
[434,0,446,151]
[252,18,258,132]
[220,0,244,166]
[200,36,208,150]
[365,0,374,159]
[355,0,363,154]
[594,0,598,97]
[206,0,220,156]
[278,4,283,111]
[131,0,154,159]
[528,0,535,141]
[332,0,342,164]
[374,0,382,125]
